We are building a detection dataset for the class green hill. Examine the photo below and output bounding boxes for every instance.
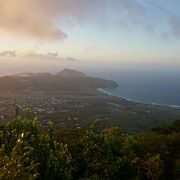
[0,108,179,179]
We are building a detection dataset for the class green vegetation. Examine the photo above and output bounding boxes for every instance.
[0,107,179,179]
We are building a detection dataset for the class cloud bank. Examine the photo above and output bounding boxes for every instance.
[0,0,67,41]
[0,51,17,57]
[0,0,180,41]
[0,50,77,62]
[23,52,77,61]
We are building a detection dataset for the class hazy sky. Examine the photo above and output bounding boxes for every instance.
[0,0,180,73]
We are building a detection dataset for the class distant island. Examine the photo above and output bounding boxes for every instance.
[0,69,118,91]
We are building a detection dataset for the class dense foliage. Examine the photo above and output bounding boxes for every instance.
[0,107,179,179]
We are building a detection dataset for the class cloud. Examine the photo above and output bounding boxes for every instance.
[22,51,77,61]
[0,50,78,62]
[110,0,180,39]
[0,0,180,41]
[65,57,77,61]
[85,46,97,52]
[24,52,59,59]
[0,0,105,41]
[169,16,180,37]
[0,0,67,41]
[0,51,16,57]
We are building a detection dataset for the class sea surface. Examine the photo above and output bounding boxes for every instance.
[87,65,180,108]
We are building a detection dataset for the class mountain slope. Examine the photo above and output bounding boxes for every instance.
[56,68,87,77]
[0,69,118,91]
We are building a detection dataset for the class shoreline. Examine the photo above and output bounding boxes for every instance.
[97,88,180,110]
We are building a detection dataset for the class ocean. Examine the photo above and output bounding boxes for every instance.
[86,64,180,108]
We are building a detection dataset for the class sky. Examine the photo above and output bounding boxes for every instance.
[0,0,180,74]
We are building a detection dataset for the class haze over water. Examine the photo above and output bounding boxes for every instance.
[84,64,180,107]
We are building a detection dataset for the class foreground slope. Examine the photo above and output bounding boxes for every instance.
[0,114,179,179]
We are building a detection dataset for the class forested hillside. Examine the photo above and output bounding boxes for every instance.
[0,107,179,180]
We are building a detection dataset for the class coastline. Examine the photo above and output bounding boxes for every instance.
[97,88,132,101]
[97,88,180,110]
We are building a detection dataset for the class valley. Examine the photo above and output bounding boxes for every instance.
[0,89,180,133]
